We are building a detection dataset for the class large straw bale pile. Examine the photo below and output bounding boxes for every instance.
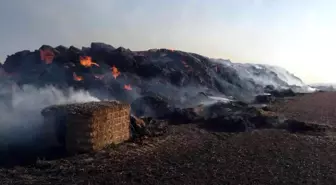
[41,101,130,154]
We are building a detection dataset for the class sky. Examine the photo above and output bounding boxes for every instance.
[1,0,336,84]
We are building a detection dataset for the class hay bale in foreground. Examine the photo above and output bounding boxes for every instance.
[41,101,130,154]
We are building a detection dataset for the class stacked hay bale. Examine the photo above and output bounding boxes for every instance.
[41,101,130,154]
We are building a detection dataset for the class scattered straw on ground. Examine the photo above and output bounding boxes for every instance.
[1,123,336,185]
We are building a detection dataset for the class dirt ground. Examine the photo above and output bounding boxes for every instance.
[272,91,336,125]
[1,92,336,185]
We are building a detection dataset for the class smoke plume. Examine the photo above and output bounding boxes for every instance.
[0,85,99,146]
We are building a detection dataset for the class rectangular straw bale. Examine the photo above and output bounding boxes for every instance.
[41,100,131,154]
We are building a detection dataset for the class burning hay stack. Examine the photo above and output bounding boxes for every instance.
[41,101,131,154]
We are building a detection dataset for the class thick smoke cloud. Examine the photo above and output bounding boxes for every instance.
[0,85,99,145]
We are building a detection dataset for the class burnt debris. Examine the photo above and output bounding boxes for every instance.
[0,42,305,107]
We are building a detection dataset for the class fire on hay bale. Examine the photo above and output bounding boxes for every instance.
[41,101,131,154]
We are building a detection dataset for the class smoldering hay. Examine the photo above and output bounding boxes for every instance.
[0,42,316,145]
[1,43,314,102]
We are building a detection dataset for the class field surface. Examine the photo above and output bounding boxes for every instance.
[1,92,336,185]
[272,91,336,125]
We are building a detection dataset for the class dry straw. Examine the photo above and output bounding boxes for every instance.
[41,101,131,154]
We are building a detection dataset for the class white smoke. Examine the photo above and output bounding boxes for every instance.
[0,84,100,145]
[262,65,305,86]
[210,58,314,93]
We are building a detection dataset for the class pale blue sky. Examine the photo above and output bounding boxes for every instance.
[1,0,336,83]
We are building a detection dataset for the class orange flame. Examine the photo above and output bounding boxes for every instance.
[79,56,99,67]
[124,84,132,91]
[40,49,54,64]
[73,72,83,81]
[111,65,120,79]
